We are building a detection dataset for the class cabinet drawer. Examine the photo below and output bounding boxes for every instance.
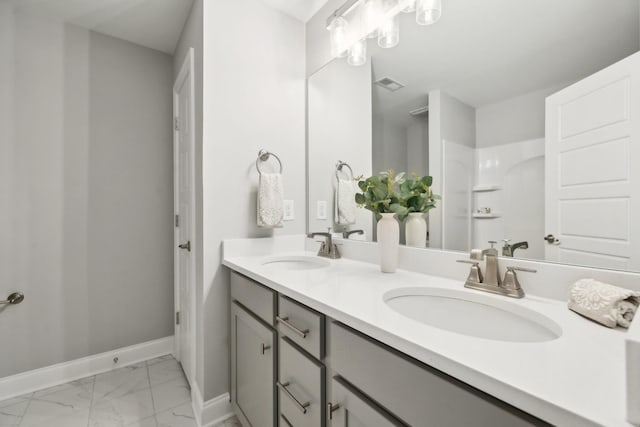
[277,295,325,359]
[278,337,325,427]
[231,271,275,325]
[330,322,545,427]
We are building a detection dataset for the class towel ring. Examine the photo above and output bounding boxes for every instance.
[256,149,283,175]
[335,160,354,181]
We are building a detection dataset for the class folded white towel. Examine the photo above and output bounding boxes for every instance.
[335,178,356,225]
[568,279,640,328]
[257,173,284,228]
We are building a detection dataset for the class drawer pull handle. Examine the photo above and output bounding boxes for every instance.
[327,402,341,420]
[277,381,310,414]
[276,316,309,339]
[280,414,294,427]
[260,343,271,355]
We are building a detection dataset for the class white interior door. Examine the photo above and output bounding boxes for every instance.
[173,48,196,384]
[545,51,640,270]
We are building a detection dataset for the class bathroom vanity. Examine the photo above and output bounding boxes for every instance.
[229,270,543,427]
[223,236,635,427]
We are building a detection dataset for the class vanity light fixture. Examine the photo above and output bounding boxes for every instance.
[362,0,382,38]
[416,0,442,25]
[348,38,368,66]
[328,16,350,58]
[401,0,416,13]
[327,0,443,66]
[378,0,400,48]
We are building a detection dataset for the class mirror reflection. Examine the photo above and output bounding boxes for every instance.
[307,0,640,271]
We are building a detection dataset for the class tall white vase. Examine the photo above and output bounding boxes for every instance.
[377,213,399,273]
[405,212,427,248]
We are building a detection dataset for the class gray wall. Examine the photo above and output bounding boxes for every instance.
[475,83,570,148]
[201,0,306,401]
[0,9,174,378]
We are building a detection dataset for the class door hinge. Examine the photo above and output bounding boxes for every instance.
[176,311,180,325]
[175,214,179,227]
[174,117,179,131]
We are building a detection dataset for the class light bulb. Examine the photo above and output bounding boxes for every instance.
[347,39,367,66]
[378,13,399,48]
[416,0,442,25]
[361,0,381,39]
[401,0,416,13]
[327,16,349,58]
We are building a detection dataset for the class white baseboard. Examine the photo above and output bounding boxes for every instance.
[0,336,174,401]
[192,384,234,427]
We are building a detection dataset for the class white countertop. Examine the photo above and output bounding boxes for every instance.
[223,244,632,426]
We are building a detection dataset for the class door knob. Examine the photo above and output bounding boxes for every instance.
[544,234,561,245]
[178,241,191,252]
[1,292,24,305]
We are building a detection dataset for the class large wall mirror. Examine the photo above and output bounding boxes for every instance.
[307,0,640,271]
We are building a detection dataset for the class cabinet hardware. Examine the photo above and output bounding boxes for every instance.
[328,402,341,420]
[276,316,309,339]
[260,343,271,355]
[178,241,191,252]
[277,381,310,414]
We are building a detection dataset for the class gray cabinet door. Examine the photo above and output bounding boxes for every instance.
[329,376,405,427]
[231,302,275,427]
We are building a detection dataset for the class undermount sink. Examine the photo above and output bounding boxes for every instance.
[384,287,562,343]
[261,256,329,270]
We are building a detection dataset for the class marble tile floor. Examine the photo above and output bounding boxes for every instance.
[0,355,240,427]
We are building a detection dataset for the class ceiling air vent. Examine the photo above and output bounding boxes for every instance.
[374,77,405,92]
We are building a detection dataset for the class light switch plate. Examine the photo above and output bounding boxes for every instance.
[316,200,327,220]
[283,200,294,221]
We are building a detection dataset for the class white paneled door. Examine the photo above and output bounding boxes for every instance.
[173,48,196,384]
[545,51,640,270]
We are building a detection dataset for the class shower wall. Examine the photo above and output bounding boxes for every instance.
[473,139,545,258]
[0,8,174,378]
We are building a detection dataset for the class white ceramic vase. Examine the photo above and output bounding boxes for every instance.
[377,213,399,273]
[405,212,427,248]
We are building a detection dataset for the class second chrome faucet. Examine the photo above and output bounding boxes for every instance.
[458,241,535,298]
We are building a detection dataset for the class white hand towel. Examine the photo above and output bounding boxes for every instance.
[334,178,356,225]
[568,279,640,328]
[257,173,284,228]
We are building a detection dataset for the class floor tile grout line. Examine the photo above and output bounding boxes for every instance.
[86,375,97,427]
[145,358,158,419]
[17,393,34,427]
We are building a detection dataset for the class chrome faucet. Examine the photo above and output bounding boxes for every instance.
[475,241,501,287]
[457,241,536,298]
[308,229,341,259]
[502,239,529,257]
[343,229,364,239]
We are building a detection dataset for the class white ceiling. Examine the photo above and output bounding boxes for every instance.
[369,0,639,126]
[8,0,194,54]
[258,0,329,22]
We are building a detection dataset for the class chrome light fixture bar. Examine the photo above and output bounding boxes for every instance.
[326,0,361,29]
